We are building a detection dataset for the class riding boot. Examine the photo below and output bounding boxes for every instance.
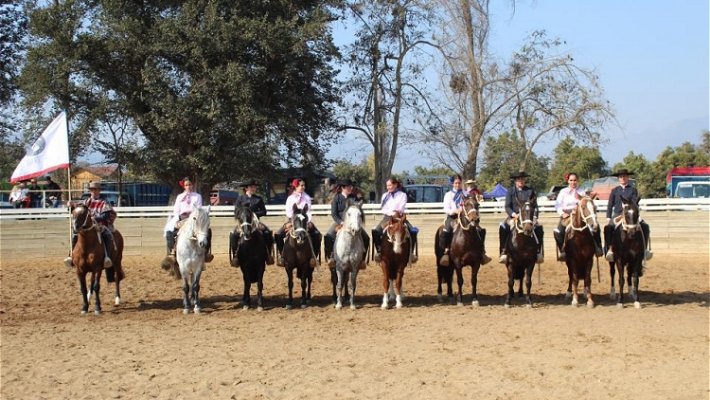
[593,229,603,257]
[263,228,275,265]
[309,229,321,268]
[372,228,382,262]
[324,234,335,269]
[64,234,78,267]
[408,226,418,264]
[274,232,285,266]
[554,229,566,261]
[498,224,508,264]
[604,224,615,262]
[641,221,653,261]
[204,228,214,264]
[166,230,177,257]
[101,229,113,269]
[229,231,240,267]
[360,229,370,270]
[478,227,492,265]
[439,229,452,267]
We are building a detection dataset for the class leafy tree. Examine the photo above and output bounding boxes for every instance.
[20,0,340,196]
[612,152,655,198]
[332,158,373,195]
[478,131,549,192]
[0,1,26,106]
[548,137,607,187]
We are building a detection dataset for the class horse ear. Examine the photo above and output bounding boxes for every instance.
[206,205,211,214]
[292,203,299,215]
[302,204,309,215]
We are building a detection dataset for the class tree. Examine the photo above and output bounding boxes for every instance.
[332,158,373,195]
[477,131,549,192]
[20,0,340,196]
[0,2,26,107]
[548,137,607,187]
[339,0,437,198]
[612,152,655,198]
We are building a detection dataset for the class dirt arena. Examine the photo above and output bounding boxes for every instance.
[1,248,708,399]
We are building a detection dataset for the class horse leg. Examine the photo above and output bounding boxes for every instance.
[93,271,103,314]
[524,265,533,308]
[436,266,443,302]
[565,265,573,299]
[335,269,344,309]
[632,264,641,309]
[471,265,480,307]
[616,263,625,308]
[571,270,579,307]
[300,268,308,308]
[350,268,358,310]
[381,265,389,309]
[182,275,191,314]
[192,269,202,314]
[505,267,514,308]
[585,262,594,308]
[242,271,251,309]
[330,268,338,304]
[113,268,121,306]
[394,269,404,309]
[256,265,265,311]
[286,267,294,310]
[78,272,89,314]
[454,264,464,306]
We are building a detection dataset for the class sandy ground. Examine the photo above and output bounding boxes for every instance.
[1,252,708,399]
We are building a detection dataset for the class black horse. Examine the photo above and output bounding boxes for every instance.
[609,197,645,308]
[282,204,316,309]
[503,196,538,308]
[230,206,267,310]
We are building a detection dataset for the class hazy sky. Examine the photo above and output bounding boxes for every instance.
[328,1,709,173]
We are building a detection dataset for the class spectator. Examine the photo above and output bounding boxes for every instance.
[45,176,62,208]
[28,178,42,208]
[9,182,30,208]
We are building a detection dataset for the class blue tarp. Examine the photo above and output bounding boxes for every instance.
[483,183,507,200]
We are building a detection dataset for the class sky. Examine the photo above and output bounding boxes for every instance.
[327,1,710,173]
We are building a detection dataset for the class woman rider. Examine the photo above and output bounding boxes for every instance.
[274,178,321,268]
[163,177,213,263]
[371,177,418,264]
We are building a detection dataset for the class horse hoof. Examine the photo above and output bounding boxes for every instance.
[471,300,480,307]
[381,304,388,310]
[80,310,87,315]
[504,303,510,309]
[114,297,121,306]
[616,303,623,309]
[609,291,616,300]
[285,305,292,310]
[395,303,403,309]
[194,308,202,314]
[257,306,264,312]
[525,303,532,309]
[300,304,307,309]
[94,310,102,315]
[242,305,249,310]
[437,293,443,303]
[183,308,190,314]
[565,291,572,299]
[587,301,595,308]
[335,303,342,310]
[634,301,641,309]
[457,302,464,307]
[571,300,578,307]
[350,304,356,310]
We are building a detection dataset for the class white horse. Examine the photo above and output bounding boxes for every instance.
[334,201,366,310]
[176,206,211,314]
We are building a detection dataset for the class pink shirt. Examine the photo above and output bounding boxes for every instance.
[285,191,313,220]
[172,191,203,217]
[380,190,407,216]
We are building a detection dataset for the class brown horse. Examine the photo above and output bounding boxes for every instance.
[70,204,124,314]
[379,211,411,309]
[282,204,315,309]
[609,197,645,308]
[435,196,485,306]
[563,196,599,307]
[503,197,538,308]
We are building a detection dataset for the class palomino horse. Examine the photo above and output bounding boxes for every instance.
[608,197,645,308]
[161,207,210,314]
[333,200,366,310]
[379,211,411,309]
[503,196,538,308]
[230,206,267,310]
[70,204,124,314]
[563,196,599,307]
[282,204,315,309]
[434,196,486,306]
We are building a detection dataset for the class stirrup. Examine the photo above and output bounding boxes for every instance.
[439,254,450,267]
[536,253,544,263]
[498,254,507,264]
[410,253,418,264]
[64,256,74,268]
[645,250,653,261]
[103,257,113,269]
[374,252,381,262]
[605,250,615,262]
[327,258,336,269]
[557,252,566,262]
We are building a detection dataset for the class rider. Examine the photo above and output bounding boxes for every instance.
[553,172,603,261]
[371,177,418,263]
[274,178,320,268]
[163,177,213,263]
[231,179,274,265]
[498,171,544,264]
[324,178,370,269]
[439,174,492,266]
[64,181,116,269]
[604,168,652,262]
[465,178,483,201]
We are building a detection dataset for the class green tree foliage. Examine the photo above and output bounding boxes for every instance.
[0,2,26,106]
[20,0,340,194]
[612,152,655,197]
[478,131,549,192]
[548,137,607,187]
[332,158,373,195]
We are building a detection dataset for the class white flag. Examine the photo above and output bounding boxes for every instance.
[10,112,70,184]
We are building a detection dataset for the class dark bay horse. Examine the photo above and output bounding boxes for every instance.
[503,197,538,308]
[379,211,411,309]
[70,204,124,314]
[283,204,315,309]
[435,197,486,306]
[563,196,599,307]
[231,206,267,310]
[609,197,645,308]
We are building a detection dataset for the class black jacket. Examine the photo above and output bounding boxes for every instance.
[504,185,539,219]
[235,194,267,218]
[606,185,640,219]
[331,192,357,224]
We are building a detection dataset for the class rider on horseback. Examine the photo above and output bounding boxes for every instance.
[64,181,116,269]
[604,168,652,262]
[274,178,320,268]
[498,171,544,264]
[230,179,274,265]
[438,174,491,266]
[372,177,418,263]
[163,177,213,263]
[553,172,603,261]
[325,178,370,269]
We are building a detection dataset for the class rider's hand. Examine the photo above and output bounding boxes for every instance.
[562,212,569,218]
[511,212,517,219]
[606,218,611,224]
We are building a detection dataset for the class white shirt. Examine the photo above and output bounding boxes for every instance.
[555,187,587,216]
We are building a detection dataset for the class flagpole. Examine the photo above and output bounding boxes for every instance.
[65,111,73,259]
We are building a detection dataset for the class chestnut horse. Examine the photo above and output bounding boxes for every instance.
[70,204,124,314]
[434,196,485,306]
[608,197,645,308]
[563,196,599,307]
[282,204,315,309]
[230,206,267,310]
[379,211,411,309]
[503,197,538,308]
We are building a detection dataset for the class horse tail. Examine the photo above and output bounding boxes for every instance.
[160,257,181,279]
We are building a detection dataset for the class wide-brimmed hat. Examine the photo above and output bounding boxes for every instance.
[509,171,530,179]
[88,181,102,189]
[240,179,258,187]
[336,178,354,187]
[610,168,635,177]
[464,179,477,185]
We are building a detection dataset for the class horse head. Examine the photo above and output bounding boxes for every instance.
[343,199,364,235]
[189,207,211,249]
[459,196,479,229]
[386,211,407,254]
[575,196,599,231]
[235,206,257,241]
[620,196,640,230]
[289,204,309,245]
[71,204,93,232]
[514,196,535,236]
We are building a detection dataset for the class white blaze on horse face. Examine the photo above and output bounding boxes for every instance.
[345,207,362,234]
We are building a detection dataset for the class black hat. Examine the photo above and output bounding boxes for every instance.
[240,179,258,187]
[509,171,531,179]
[610,168,635,177]
[336,178,354,187]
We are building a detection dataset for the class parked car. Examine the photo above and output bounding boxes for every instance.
[404,184,451,203]
[266,192,288,205]
[544,185,567,201]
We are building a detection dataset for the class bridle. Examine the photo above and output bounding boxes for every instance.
[289,213,308,243]
[569,197,599,233]
[512,201,534,235]
[457,198,479,231]
[620,202,639,231]
[73,205,95,232]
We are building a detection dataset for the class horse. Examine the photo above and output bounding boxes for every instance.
[608,197,645,308]
[435,196,486,306]
[563,196,599,307]
[379,211,411,309]
[333,200,366,310]
[231,206,267,310]
[282,204,315,309]
[70,204,124,314]
[161,207,210,314]
[503,196,538,308]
